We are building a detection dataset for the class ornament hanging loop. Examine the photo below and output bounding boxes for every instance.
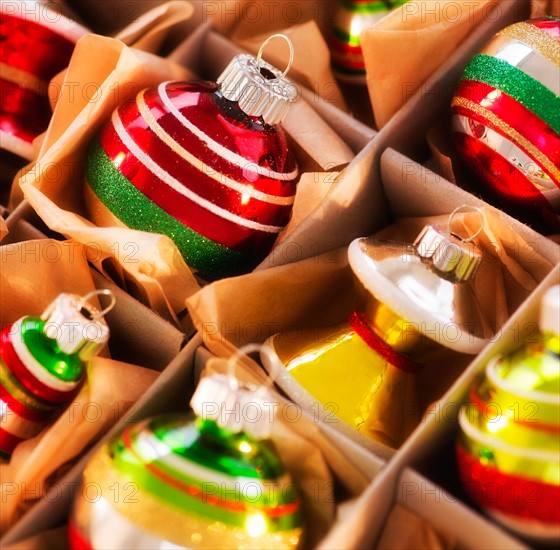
[226,343,277,395]
[256,34,294,81]
[77,289,116,320]
[448,205,484,243]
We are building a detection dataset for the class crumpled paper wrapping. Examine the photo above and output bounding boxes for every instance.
[0,216,7,242]
[114,0,194,53]
[375,504,455,549]
[361,0,516,128]
[186,207,554,448]
[202,0,346,107]
[531,0,560,16]
[0,240,160,532]
[11,28,354,329]
[202,355,370,548]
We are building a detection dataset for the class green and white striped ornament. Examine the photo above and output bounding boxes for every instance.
[69,374,304,549]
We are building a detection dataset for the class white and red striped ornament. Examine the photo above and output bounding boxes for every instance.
[328,1,409,83]
[0,0,88,162]
[451,17,560,233]
[0,291,113,460]
[85,37,299,279]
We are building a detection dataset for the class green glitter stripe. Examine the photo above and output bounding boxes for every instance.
[462,54,560,134]
[85,140,253,279]
[544,15,560,22]
[149,418,295,508]
[332,26,362,46]
[341,0,389,14]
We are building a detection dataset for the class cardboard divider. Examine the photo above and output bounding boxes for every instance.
[90,271,186,370]
[378,468,527,549]
[4,202,56,244]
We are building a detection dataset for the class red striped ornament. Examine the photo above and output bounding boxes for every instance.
[456,285,560,542]
[451,17,560,233]
[329,0,390,82]
[0,1,88,161]
[85,50,299,280]
[0,292,112,460]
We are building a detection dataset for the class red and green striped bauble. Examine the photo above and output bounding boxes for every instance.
[328,1,408,82]
[451,17,560,233]
[0,318,83,460]
[84,80,298,280]
[69,415,303,549]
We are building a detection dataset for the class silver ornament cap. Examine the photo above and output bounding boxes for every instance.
[191,374,275,439]
[414,224,482,283]
[217,34,298,125]
[41,289,115,360]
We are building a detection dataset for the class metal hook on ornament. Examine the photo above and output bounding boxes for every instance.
[256,33,295,81]
[447,205,484,244]
[226,343,277,396]
[77,289,116,321]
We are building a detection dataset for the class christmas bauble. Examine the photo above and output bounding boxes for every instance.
[451,17,560,233]
[84,45,299,280]
[69,375,304,549]
[0,291,112,460]
[264,217,487,449]
[457,285,560,542]
[0,0,88,161]
[328,0,390,82]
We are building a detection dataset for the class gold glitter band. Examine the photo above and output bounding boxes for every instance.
[0,63,49,95]
[500,22,560,66]
[136,92,295,207]
[0,360,54,412]
[77,449,302,549]
[452,96,560,183]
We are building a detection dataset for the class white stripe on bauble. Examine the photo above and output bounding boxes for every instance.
[137,91,295,206]
[135,425,294,496]
[112,110,283,234]
[158,82,298,182]
[0,401,43,439]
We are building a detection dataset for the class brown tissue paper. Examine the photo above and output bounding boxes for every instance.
[202,356,370,548]
[531,0,560,16]
[362,0,502,129]
[0,216,8,242]
[375,504,455,550]
[0,240,160,531]
[114,0,195,53]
